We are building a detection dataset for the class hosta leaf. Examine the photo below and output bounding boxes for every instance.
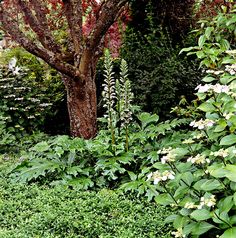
[198,35,206,48]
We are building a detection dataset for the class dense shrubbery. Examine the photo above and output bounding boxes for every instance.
[0,48,69,136]
[121,20,202,119]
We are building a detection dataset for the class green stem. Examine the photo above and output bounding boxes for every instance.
[162,183,178,205]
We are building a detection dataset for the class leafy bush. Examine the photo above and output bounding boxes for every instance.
[121,17,202,119]
[0,160,171,238]
[0,48,68,135]
[145,7,236,237]
[9,54,190,198]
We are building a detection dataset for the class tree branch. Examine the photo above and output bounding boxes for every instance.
[88,0,128,51]
[0,10,77,80]
[62,0,83,57]
[16,0,62,54]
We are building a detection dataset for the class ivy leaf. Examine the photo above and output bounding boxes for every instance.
[190,209,211,221]
[220,227,236,238]
[220,135,236,146]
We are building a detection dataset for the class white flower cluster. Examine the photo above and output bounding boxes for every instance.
[39,103,53,107]
[190,119,215,130]
[184,202,197,209]
[187,154,210,165]
[206,69,224,75]
[158,147,177,164]
[198,195,216,209]
[210,148,229,158]
[225,64,236,75]
[182,138,195,144]
[147,170,175,184]
[4,94,16,98]
[171,228,186,238]
[196,84,230,94]
[184,195,216,210]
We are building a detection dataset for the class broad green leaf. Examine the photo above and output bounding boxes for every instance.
[208,164,227,178]
[225,165,236,182]
[218,196,233,213]
[198,35,206,48]
[154,193,173,206]
[220,134,236,146]
[31,141,50,152]
[198,102,215,112]
[194,179,222,191]
[181,172,194,186]
[205,26,214,39]
[202,76,217,83]
[191,221,215,235]
[190,209,211,221]
[220,227,236,238]
[138,112,159,129]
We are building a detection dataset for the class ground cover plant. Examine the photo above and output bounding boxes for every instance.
[0,160,171,238]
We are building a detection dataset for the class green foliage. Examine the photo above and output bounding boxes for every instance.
[121,22,202,119]
[0,47,68,135]
[145,6,236,238]
[0,160,171,238]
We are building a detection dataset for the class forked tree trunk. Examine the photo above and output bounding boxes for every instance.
[63,64,97,139]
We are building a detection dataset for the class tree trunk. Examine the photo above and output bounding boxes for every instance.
[63,65,97,139]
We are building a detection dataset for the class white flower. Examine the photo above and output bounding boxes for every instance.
[147,170,175,184]
[195,84,211,93]
[210,149,229,158]
[187,154,210,165]
[8,57,17,71]
[197,195,216,209]
[184,202,197,209]
[182,138,195,144]
[171,228,186,238]
[190,119,215,130]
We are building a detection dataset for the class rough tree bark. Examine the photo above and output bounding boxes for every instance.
[0,0,128,138]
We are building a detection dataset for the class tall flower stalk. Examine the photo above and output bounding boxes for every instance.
[102,50,133,151]
[103,49,117,146]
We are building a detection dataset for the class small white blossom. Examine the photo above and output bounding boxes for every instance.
[184,202,197,209]
[225,64,236,75]
[182,138,195,144]
[195,84,211,93]
[171,228,186,238]
[147,170,175,184]
[197,195,216,209]
[190,119,215,130]
[210,149,229,158]
[187,154,210,165]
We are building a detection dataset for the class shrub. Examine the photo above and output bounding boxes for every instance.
[0,48,69,136]
[121,23,202,119]
[146,6,236,237]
